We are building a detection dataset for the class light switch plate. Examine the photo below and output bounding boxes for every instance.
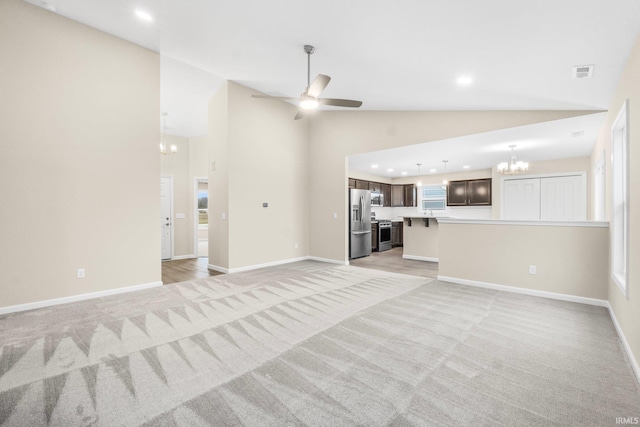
[175,213,185,219]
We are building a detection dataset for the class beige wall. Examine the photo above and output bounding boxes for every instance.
[208,82,309,270]
[591,33,640,370]
[208,83,230,268]
[309,110,600,262]
[189,135,209,178]
[439,223,609,300]
[0,0,160,307]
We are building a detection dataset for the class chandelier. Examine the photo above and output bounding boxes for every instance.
[160,112,177,155]
[497,145,528,175]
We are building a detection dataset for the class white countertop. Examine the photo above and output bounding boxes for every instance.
[436,218,609,228]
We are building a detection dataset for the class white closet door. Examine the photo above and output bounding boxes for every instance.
[503,178,540,220]
[540,175,585,221]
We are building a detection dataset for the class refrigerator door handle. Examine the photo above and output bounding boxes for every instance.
[351,230,371,235]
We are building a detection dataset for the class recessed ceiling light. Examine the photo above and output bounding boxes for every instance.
[387,168,394,172]
[457,76,473,86]
[401,171,407,175]
[371,164,378,168]
[463,165,470,169]
[41,1,56,11]
[429,168,437,173]
[135,9,153,22]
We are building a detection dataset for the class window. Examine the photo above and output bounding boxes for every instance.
[611,100,629,298]
[197,189,208,227]
[420,185,446,210]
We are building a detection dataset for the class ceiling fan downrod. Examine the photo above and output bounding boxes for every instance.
[304,44,315,90]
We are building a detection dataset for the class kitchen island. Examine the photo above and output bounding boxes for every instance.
[401,216,445,262]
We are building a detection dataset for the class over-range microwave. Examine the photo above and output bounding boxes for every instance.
[371,191,384,206]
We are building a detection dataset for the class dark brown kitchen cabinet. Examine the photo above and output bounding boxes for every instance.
[381,184,391,207]
[355,180,369,190]
[391,184,416,207]
[391,185,404,207]
[348,178,356,189]
[404,184,416,207]
[371,223,378,252]
[447,178,492,206]
[391,221,403,247]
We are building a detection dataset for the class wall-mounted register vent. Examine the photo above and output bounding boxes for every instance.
[572,65,594,79]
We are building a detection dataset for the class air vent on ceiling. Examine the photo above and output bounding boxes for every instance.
[573,65,594,79]
[570,130,584,138]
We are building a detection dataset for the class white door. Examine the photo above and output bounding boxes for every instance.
[503,178,540,220]
[160,176,172,260]
[540,175,586,221]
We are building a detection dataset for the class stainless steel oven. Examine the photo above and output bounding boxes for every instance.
[378,220,392,251]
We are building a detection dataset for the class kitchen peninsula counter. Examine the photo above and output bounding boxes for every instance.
[400,216,445,262]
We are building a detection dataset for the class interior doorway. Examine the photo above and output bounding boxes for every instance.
[195,178,208,257]
[161,175,173,260]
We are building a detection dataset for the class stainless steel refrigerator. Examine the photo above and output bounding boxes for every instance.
[349,189,372,259]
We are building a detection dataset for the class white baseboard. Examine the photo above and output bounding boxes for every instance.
[607,303,640,385]
[207,263,229,273]
[403,254,439,262]
[436,275,608,307]
[171,254,198,260]
[308,256,348,265]
[0,281,163,316]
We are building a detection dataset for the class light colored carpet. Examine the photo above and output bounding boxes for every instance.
[0,261,638,426]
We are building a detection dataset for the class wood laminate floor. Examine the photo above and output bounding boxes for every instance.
[349,247,439,278]
[162,248,436,285]
[162,257,223,285]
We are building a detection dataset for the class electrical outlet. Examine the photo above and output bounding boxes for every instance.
[77,268,85,279]
[528,265,537,275]
[333,213,337,219]
[294,243,298,249]
[221,212,226,220]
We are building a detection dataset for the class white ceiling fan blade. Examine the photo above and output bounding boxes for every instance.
[307,74,331,98]
[318,98,363,108]
[251,94,298,101]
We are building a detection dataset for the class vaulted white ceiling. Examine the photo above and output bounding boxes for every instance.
[23,0,640,169]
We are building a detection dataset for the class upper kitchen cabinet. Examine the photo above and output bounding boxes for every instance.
[381,184,391,207]
[447,178,491,206]
[391,185,404,206]
[369,181,381,192]
[392,184,416,207]
[355,180,369,190]
[404,184,416,207]
[348,178,356,189]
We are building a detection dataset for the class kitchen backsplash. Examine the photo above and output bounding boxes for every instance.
[371,205,492,220]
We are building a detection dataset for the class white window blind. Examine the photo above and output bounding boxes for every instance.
[421,185,446,210]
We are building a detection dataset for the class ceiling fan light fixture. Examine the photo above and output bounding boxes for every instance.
[300,97,319,110]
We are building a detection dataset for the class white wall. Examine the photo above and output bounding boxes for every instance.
[0,0,160,307]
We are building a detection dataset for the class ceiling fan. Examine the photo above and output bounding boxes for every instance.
[251,45,363,120]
